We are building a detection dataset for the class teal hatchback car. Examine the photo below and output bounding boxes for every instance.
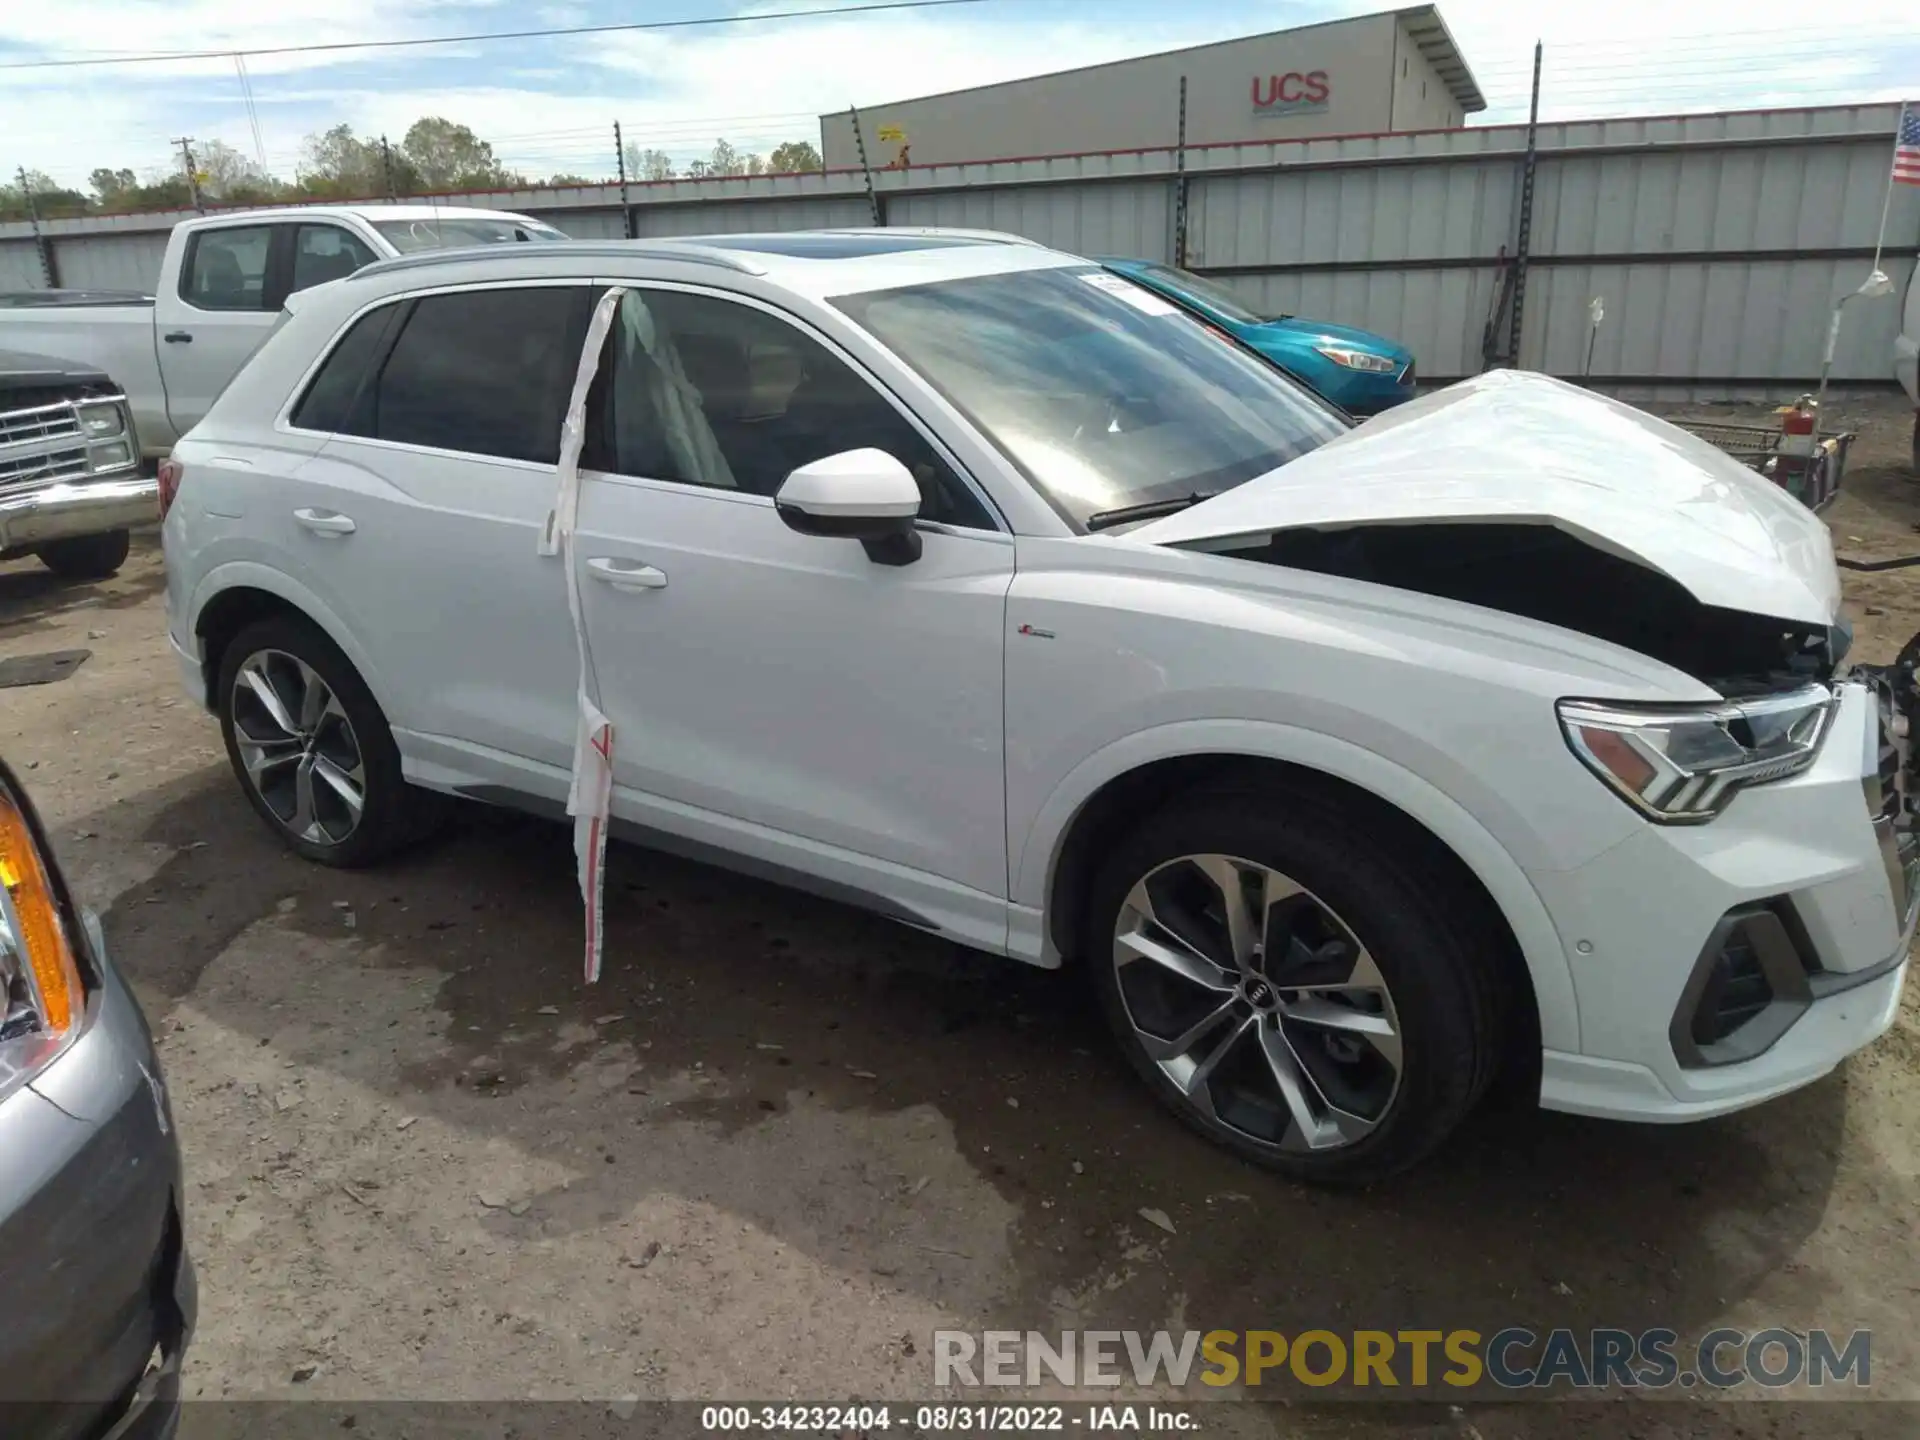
[1100,258,1417,416]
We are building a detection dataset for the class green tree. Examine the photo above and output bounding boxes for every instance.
[768,140,822,173]
[400,116,513,190]
[0,169,91,220]
[90,167,138,206]
[542,172,595,187]
[90,167,193,213]
[296,123,390,197]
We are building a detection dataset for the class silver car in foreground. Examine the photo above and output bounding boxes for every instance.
[0,757,194,1439]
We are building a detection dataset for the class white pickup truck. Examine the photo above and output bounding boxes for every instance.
[0,204,569,460]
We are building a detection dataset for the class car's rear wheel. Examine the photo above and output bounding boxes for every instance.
[1085,786,1502,1184]
[37,529,130,580]
[216,615,442,866]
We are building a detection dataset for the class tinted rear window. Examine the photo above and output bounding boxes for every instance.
[365,288,585,464]
[289,304,400,432]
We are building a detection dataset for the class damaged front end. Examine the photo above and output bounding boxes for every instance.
[1212,520,1849,694]
[1852,633,1920,933]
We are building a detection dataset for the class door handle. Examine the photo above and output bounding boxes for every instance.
[587,557,667,591]
[163,331,193,344]
[293,508,356,536]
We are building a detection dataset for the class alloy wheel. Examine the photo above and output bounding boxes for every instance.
[230,649,367,847]
[1111,853,1403,1152]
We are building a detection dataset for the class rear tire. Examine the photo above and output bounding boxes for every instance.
[216,614,445,867]
[37,529,130,580]
[1084,784,1503,1185]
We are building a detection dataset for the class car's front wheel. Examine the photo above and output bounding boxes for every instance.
[1085,786,1504,1184]
[216,615,442,866]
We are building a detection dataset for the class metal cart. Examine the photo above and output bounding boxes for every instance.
[1670,412,1855,513]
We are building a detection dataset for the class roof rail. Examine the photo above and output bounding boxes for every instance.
[348,239,767,283]
[815,226,1046,246]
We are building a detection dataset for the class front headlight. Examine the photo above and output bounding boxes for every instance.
[1557,684,1837,824]
[0,775,87,1102]
[76,402,125,439]
[88,439,134,473]
[1315,345,1399,373]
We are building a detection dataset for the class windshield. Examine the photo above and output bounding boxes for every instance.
[372,216,571,252]
[1129,263,1273,325]
[834,266,1346,530]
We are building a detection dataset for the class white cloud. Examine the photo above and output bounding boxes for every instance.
[4,0,1915,191]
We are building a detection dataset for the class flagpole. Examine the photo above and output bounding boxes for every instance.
[1870,99,1906,276]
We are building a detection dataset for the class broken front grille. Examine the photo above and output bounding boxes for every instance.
[1866,700,1920,930]
[0,401,91,496]
[0,401,83,449]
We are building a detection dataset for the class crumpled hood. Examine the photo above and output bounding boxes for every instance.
[1130,369,1839,625]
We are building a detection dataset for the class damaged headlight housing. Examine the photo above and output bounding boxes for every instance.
[0,770,88,1103]
[1557,684,1838,824]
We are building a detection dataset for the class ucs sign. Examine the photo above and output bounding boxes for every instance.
[1252,71,1330,115]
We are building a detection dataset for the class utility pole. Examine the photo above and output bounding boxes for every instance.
[380,135,397,199]
[1504,41,1542,369]
[174,136,203,212]
[1173,76,1190,268]
[848,104,883,227]
[15,166,58,289]
[614,121,634,239]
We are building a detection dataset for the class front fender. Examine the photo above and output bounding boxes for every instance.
[1013,716,1580,1054]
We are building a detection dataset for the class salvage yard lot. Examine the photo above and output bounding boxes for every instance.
[4,397,1918,1437]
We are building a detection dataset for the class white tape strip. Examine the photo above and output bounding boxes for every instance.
[545,285,629,983]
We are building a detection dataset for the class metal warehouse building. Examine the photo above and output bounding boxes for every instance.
[818,4,1487,170]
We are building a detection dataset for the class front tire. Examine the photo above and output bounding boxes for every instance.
[216,615,441,867]
[37,529,130,580]
[1085,786,1503,1184]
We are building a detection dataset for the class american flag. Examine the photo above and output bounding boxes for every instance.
[1896,104,1920,187]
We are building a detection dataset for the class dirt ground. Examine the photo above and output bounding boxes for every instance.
[3,397,1918,1437]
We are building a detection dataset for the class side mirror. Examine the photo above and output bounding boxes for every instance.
[774,448,923,566]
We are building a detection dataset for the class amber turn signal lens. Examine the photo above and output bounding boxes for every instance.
[0,791,80,1036]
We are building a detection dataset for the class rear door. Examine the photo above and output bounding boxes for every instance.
[277,281,595,783]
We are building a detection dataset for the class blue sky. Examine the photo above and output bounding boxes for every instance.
[3,0,1916,190]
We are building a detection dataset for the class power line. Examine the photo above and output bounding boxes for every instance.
[233,55,269,167]
[0,0,996,71]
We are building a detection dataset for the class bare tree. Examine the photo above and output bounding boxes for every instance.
[194,140,283,202]
[623,145,676,182]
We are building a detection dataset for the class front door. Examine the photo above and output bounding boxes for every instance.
[156,222,286,440]
[571,286,1015,947]
[158,220,383,445]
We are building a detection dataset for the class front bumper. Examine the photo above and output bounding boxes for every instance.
[1317,363,1417,417]
[1533,680,1913,1122]
[0,475,158,551]
[0,934,195,1440]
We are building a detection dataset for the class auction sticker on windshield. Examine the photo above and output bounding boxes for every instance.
[1079,270,1180,316]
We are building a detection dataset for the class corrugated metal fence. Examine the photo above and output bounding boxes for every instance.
[3,102,1914,396]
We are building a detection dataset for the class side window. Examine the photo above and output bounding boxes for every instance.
[180,225,273,311]
[290,225,377,297]
[587,289,994,529]
[289,303,403,433]
[368,287,585,464]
